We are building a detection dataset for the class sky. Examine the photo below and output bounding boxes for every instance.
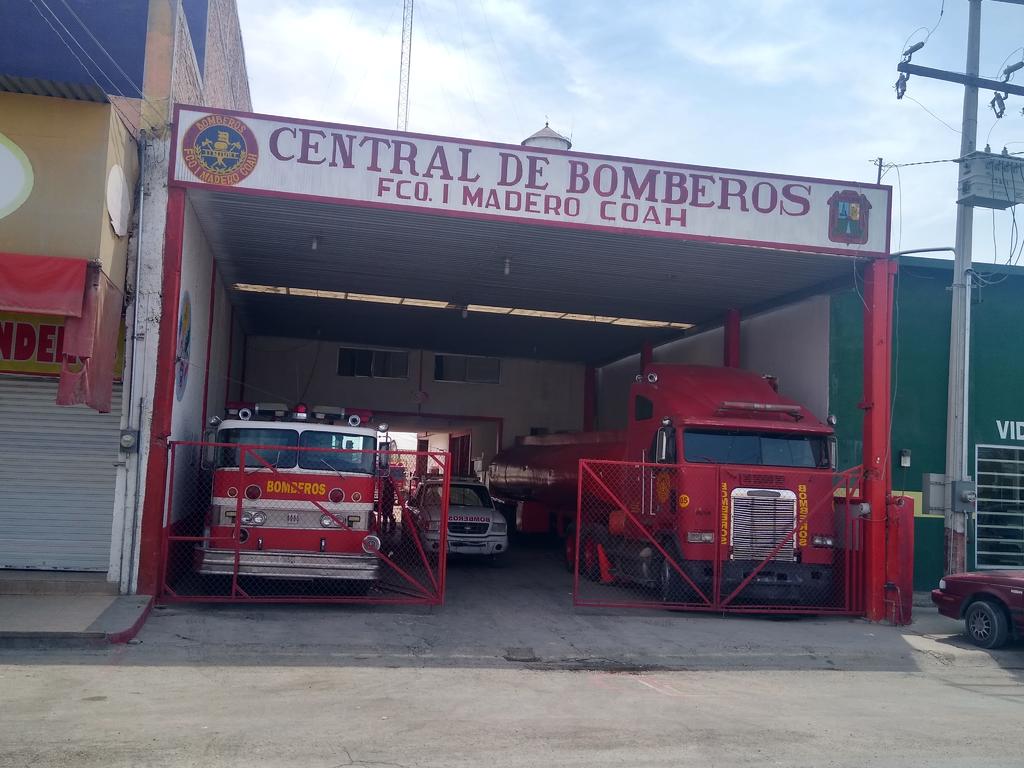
[235,0,1024,265]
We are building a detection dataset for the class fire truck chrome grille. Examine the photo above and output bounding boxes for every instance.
[221,507,368,530]
[730,490,797,562]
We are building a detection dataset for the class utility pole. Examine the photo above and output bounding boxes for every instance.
[891,0,1024,574]
[944,0,982,575]
[396,0,414,132]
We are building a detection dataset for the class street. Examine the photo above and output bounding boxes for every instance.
[1,645,1022,767]
[1,551,1022,767]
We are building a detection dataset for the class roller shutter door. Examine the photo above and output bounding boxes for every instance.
[0,375,121,570]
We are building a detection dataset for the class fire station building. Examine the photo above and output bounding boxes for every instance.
[0,0,1018,615]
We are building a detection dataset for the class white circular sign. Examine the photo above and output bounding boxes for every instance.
[0,131,33,220]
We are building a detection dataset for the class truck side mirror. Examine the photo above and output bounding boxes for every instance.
[201,428,217,469]
[378,439,397,470]
[656,423,676,464]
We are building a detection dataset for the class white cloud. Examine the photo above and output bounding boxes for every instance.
[236,0,1024,263]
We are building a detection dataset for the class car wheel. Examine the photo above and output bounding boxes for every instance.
[965,600,1010,649]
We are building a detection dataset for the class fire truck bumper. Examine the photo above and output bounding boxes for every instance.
[195,548,380,581]
[719,561,836,606]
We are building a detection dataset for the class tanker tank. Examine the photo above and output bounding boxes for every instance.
[487,430,626,511]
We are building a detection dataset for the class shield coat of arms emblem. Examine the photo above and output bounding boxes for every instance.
[827,190,871,245]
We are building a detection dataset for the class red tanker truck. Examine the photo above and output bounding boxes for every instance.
[488,364,844,606]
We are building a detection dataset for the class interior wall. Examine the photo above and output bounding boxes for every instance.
[166,199,232,523]
[596,296,831,429]
[204,270,231,426]
[596,353,641,430]
[243,337,584,453]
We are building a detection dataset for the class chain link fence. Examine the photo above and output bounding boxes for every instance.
[572,460,865,614]
[160,442,449,604]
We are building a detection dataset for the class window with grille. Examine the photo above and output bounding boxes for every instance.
[337,347,409,378]
[975,445,1024,569]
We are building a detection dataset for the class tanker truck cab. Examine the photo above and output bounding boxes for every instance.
[629,365,839,604]
[406,478,509,558]
[195,403,386,590]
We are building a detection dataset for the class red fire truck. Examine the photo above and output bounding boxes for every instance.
[195,403,388,591]
[488,364,843,605]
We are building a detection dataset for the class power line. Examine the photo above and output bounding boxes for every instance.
[474,0,523,137]
[875,156,958,174]
[900,0,946,53]
[57,0,144,97]
[32,0,127,98]
[27,0,140,134]
[902,94,962,134]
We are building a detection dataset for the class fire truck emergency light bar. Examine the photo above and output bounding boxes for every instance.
[224,402,373,426]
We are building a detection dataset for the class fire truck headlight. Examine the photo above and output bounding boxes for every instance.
[361,534,382,554]
[687,531,714,543]
[320,514,338,528]
[812,535,835,548]
[251,511,267,526]
[241,511,253,525]
[938,578,947,591]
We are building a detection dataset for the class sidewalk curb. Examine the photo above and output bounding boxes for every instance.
[106,595,154,644]
[0,595,154,648]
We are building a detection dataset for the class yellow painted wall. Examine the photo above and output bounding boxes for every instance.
[0,93,138,290]
[99,108,139,289]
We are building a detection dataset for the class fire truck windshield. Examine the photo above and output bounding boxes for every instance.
[216,428,298,468]
[683,429,830,469]
[215,428,377,474]
[298,432,377,474]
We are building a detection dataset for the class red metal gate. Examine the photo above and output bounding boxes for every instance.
[572,460,864,614]
[159,442,449,604]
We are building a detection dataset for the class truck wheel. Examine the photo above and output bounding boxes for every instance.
[579,529,601,581]
[965,600,1010,649]
[658,542,689,603]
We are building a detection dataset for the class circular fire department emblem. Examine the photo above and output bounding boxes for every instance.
[182,114,258,186]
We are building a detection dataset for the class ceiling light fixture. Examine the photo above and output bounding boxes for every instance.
[231,283,693,330]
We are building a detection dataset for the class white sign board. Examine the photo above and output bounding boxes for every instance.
[172,107,891,257]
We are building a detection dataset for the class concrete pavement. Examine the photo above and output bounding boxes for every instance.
[1,548,1021,767]
[0,655,1021,767]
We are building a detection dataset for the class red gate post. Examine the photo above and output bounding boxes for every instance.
[137,186,187,595]
[861,258,896,622]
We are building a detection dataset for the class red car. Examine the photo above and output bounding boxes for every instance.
[932,571,1024,649]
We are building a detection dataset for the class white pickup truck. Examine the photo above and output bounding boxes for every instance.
[405,478,509,558]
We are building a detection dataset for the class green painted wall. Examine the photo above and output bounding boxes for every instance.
[830,262,949,589]
[830,257,1024,589]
